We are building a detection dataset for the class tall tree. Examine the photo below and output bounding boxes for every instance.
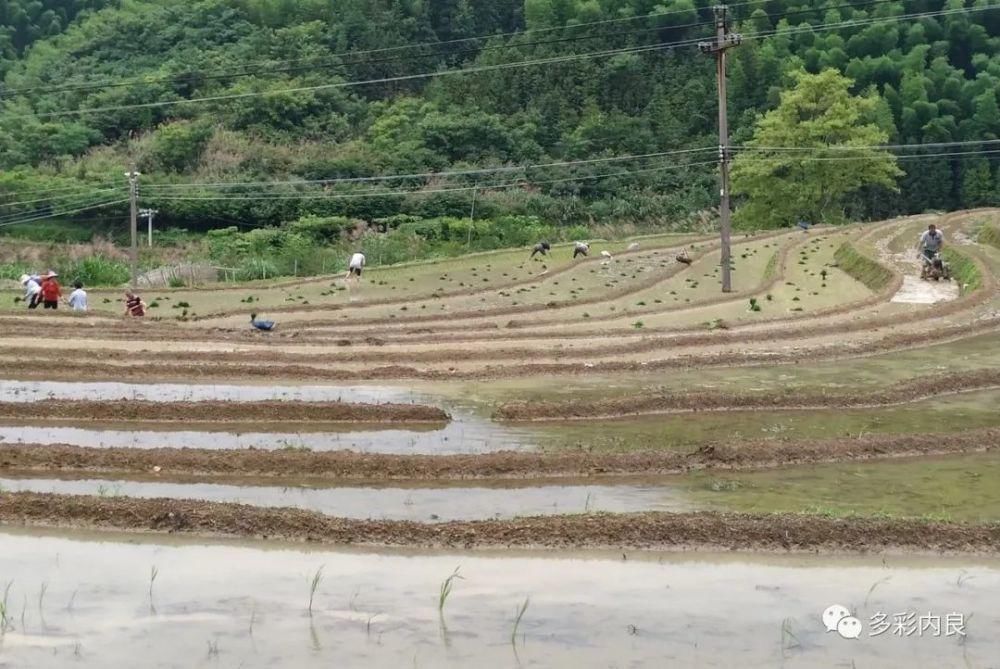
[731,69,902,228]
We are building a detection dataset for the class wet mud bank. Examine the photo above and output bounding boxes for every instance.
[0,399,450,424]
[2,429,998,481]
[496,369,1000,420]
[1,313,999,383]
[1,492,999,553]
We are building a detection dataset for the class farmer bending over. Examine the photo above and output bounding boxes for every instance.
[573,241,590,259]
[346,251,366,282]
[19,274,41,309]
[530,241,551,258]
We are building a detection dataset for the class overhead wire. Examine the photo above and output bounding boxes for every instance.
[0,199,129,229]
[142,146,719,191]
[0,0,906,98]
[148,158,721,201]
[10,3,989,121]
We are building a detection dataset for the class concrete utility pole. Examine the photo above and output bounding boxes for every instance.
[699,5,741,293]
[140,208,159,247]
[468,185,478,248]
[126,169,141,288]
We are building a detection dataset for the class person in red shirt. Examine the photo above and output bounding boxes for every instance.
[124,291,147,317]
[40,271,61,309]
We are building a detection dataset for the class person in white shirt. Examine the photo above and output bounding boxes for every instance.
[918,223,944,262]
[573,241,591,259]
[346,252,366,282]
[68,281,88,311]
[20,274,41,309]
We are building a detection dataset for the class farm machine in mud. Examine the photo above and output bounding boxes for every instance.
[920,252,951,281]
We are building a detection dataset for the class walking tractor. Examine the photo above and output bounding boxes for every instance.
[920,251,951,282]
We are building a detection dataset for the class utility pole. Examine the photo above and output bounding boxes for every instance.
[468,185,478,248]
[140,208,159,247]
[699,5,741,293]
[126,168,141,288]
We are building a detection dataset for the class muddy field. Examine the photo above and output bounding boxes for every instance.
[0,210,1000,551]
[3,213,1000,666]
[2,429,998,481]
[0,399,450,424]
[4,492,1000,553]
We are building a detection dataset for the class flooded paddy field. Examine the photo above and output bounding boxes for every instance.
[0,474,694,521]
[1,213,999,666]
[0,530,998,668]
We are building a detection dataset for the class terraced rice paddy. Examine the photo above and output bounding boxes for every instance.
[2,211,1000,666]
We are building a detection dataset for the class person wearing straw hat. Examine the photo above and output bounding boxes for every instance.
[19,274,42,309]
[40,270,61,310]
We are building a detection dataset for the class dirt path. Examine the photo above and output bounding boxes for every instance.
[876,223,960,304]
[2,429,997,481]
[1,492,998,553]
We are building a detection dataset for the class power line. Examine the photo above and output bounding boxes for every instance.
[147,145,1000,203]
[0,23,710,98]
[10,4,992,122]
[0,179,123,198]
[144,139,1000,194]
[735,139,1000,152]
[12,42,687,120]
[739,4,993,45]
[147,159,720,202]
[735,147,1000,162]
[0,0,903,98]
[1,0,768,98]
[0,195,123,224]
[0,188,119,209]
[142,147,717,191]
[0,199,129,229]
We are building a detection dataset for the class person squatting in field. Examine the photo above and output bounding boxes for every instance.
[124,291,147,317]
[573,241,591,259]
[68,281,88,311]
[530,241,551,258]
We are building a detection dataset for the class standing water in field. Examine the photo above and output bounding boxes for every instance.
[0,380,537,454]
[0,530,997,668]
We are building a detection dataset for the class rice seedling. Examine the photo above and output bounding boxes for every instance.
[863,576,891,608]
[38,582,47,616]
[438,567,463,615]
[511,597,530,646]
[780,617,800,656]
[308,565,324,615]
[206,639,219,657]
[0,581,12,633]
[149,565,159,605]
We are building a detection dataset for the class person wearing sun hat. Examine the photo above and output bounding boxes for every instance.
[19,274,42,309]
[40,270,62,310]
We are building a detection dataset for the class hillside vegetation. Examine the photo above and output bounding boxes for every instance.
[2,0,1000,251]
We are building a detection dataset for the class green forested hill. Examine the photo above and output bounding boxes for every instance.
[1,0,1000,238]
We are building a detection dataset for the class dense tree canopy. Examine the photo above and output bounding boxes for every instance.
[1,0,1000,234]
[732,69,903,228]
